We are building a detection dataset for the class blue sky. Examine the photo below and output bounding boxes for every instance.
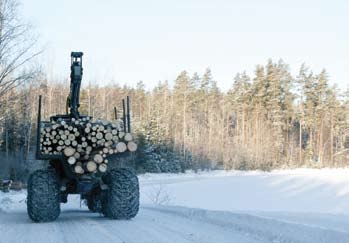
[22,0,349,91]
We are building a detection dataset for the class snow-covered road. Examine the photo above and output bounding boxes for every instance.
[2,205,349,243]
[2,169,349,243]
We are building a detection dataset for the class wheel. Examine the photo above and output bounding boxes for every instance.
[102,168,139,219]
[87,194,102,213]
[27,169,61,222]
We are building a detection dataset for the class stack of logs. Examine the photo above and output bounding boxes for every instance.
[40,117,137,174]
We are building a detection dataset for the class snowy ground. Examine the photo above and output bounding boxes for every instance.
[2,169,349,243]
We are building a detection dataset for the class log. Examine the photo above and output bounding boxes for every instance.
[127,141,138,152]
[86,161,97,172]
[96,132,103,140]
[116,142,127,152]
[105,132,113,141]
[98,163,107,173]
[63,147,76,157]
[104,141,112,147]
[93,154,103,164]
[67,156,76,165]
[68,134,76,141]
[124,133,133,142]
[74,163,84,174]
[118,131,125,138]
[74,152,80,159]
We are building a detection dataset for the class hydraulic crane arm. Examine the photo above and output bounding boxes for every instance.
[67,52,83,118]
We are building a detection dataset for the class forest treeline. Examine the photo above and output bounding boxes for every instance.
[0,59,348,180]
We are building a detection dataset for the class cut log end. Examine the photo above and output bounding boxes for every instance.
[124,133,133,142]
[74,164,84,174]
[63,147,76,157]
[127,141,138,152]
[116,142,127,153]
[86,161,97,172]
[67,156,76,165]
[93,154,103,164]
[98,163,107,173]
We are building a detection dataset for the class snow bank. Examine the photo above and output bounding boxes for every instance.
[0,190,26,212]
[140,168,349,214]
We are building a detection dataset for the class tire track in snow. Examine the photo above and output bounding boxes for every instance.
[2,204,349,243]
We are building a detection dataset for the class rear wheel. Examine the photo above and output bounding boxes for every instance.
[102,168,139,219]
[27,169,61,222]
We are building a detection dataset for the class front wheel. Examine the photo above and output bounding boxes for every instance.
[27,169,61,222]
[102,168,139,219]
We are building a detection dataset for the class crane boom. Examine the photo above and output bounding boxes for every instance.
[68,52,83,118]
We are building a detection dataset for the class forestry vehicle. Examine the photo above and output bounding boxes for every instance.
[27,52,139,222]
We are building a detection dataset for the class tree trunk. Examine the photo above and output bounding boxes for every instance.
[299,119,302,165]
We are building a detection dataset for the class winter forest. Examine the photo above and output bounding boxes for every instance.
[1,62,349,180]
[1,0,349,181]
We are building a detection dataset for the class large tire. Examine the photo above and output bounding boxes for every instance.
[102,168,139,219]
[27,169,61,222]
